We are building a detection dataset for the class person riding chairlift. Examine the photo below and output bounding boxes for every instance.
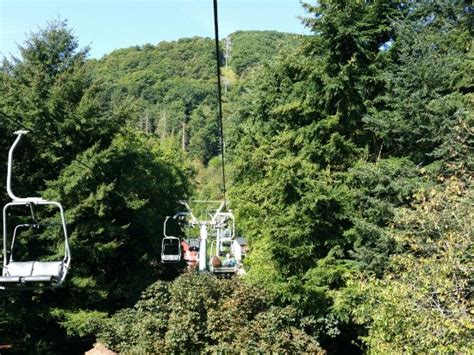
[222,253,236,267]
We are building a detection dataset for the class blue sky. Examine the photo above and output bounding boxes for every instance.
[0,0,311,59]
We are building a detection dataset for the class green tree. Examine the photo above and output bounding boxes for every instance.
[364,2,473,169]
[343,158,429,276]
[229,2,403,350]
[0,19,125,195]
[97,281,171,352]
[47,130,190,325]
[353,178,473,353]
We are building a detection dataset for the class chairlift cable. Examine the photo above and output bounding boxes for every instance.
[213,0,227,208]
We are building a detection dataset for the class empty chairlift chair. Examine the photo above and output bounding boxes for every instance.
[161,216,181,263]
[0,131,71,289]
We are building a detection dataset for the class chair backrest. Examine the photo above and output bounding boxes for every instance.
[5,261,64,278]
[31,261,63,277]
[5,261,34,277]
[161,237,181,262]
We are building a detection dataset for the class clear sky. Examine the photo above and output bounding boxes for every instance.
[0,0,311,59]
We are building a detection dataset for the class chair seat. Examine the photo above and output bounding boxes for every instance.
[162,255,180,261]
[3,261,63,282]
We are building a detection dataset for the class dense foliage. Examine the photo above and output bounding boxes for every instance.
[0,1,472,353]
[0,20,191,351]
[353,178,473,352]
[228,0,472,352]
[226,30,301,76]
[97,273,323,353]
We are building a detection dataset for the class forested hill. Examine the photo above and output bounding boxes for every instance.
[85,31,300,166]
[71,31,301,201]
[90,30,298,80]
[0,2,472,354]
[226,31,300,75]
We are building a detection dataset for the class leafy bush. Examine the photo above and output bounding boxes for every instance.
[98,273,324,353]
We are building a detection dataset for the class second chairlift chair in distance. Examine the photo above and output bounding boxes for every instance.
[0,130,71,289]
[161,215,181,263]
[161,209,200,263]
[161,211,196,263]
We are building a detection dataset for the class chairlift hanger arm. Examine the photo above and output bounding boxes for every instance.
[7,131,29,201]
[163,216,173,238]
[178,201,199,225]
[210,200,226,223]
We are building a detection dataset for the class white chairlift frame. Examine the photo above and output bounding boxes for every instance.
[0,131,71,289]
[186,200,239,275]
[208,239,238,276]
[161,216,182,263]
[172,200,241,275]
[210,202,235,256]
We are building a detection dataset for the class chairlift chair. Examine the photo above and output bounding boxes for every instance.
[161,216,181,263]
[208,240,237,277]
[212,210,235,256]
[0,131,71,290]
